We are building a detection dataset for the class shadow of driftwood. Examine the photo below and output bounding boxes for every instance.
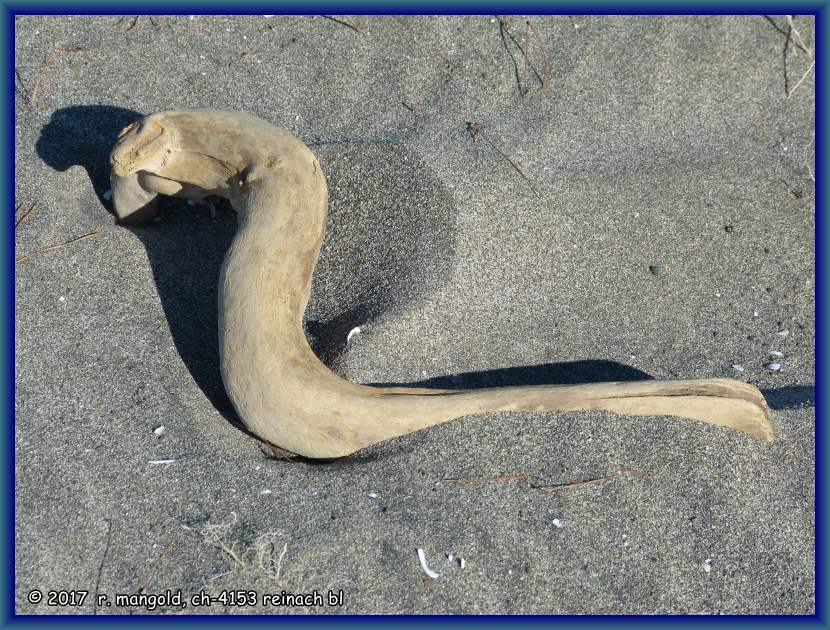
[34,105,140,205]
[761,385,815,410]
[369,360,652,389]
[34,105,238,418]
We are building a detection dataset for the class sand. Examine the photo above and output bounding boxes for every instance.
[14,14,814,614]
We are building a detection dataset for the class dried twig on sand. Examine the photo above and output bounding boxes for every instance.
[787,60,814,99]
[257,539,288,584]
[259,441,299,463]
[196,513,289,585]
[16,229,101,266]
[442,474,529,484]
[778,178,804,198]
[114,16,140,31]
[344,16,365,33]
[324,15,365,34]
[15,69,31,106]
[30,53,58,106]
[30,47,89,106]
[498,16,548,95]
[532,468,652,494]
[466,121,541,198]
[786,15,812,58]
[15,201,39,231]
[201,513,246,569]
[132,541,175,594]
[524,21,550,91]
[148,16,168,31]
[114,15,167,32]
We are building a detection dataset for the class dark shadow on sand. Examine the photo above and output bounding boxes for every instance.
[34,105,139,205]
[34,105,238,419]
[761,385,815,411]
[369,360,653,389]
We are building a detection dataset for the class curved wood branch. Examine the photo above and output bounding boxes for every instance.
[110,109,773,458]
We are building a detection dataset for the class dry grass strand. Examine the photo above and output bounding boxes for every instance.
[15,201,39,231]
[787,15,813,58]
[787,60,814,99]
[16,229,101,266]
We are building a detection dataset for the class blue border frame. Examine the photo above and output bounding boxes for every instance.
[0,2,827,13]
[816,3,825,627]
[4,2,823,625]
[3,0,11,625]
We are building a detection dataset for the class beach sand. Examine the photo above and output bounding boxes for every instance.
[14,14,814,614]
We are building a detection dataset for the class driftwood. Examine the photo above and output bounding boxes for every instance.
[109,109,773,458]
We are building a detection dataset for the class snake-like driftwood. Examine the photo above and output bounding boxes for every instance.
[109,108,773,458]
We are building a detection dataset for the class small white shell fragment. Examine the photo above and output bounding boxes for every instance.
[753,310,759,317]
[346,327,361,344]
[152,425,166,437]
[459,557,466,569]
[148,459,175,465]
[764,362,782,371]
[260,489,272,495]
[103,189,112,201]
[731,364,745,373]
[416,548,439,579]
[255,464,261,471]
[777,329,790,337]
[447,553,454,562]
[769,350,784,357]
[703,558,712,573]
[552,518,563,528]
[58,296,66,302]
[367,491,378,499]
